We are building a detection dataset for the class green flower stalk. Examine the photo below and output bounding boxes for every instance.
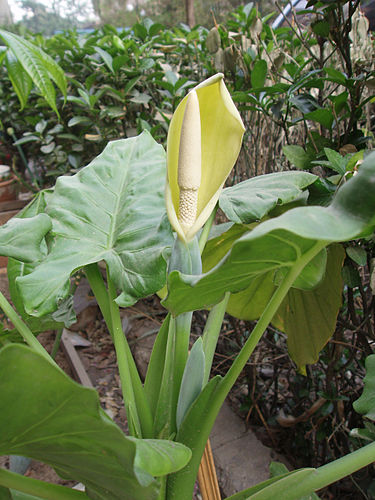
[166,73,245,242]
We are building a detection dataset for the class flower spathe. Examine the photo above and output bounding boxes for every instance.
[165,73,245,242]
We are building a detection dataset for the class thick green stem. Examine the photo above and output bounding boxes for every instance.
[156,476,167,500]
[198,204,217,254]
[51,328,63,359]
[153,318,177,438]
[84,263,112,332]
[295,441,375,499]
[202,292,230,386]
[0,468,87,499]
[0,291,53,363]
[107,275,141,437]
[167,236,201,434]
[106,272,153,438]
[258,441,375,500]
[217,242,327,404]
[85,263,153,437]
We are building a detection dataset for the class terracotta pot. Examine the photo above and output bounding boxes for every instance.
[0,174,18,202]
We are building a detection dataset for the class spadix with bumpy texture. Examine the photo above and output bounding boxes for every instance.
[166,73,245,241]
[178,90,201,235]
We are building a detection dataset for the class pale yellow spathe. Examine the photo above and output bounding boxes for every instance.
[166,73,245,241]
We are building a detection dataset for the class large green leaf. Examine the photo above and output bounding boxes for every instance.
[163,152,375,316]
[219,171,317,224]
[17,132,173,317]
[0,344,191,500]
[227,245,345,367]
[5,191,75,335]
[0,29,66,114]
[0,215,51,263]
[272,245,344,366]
[202,224,249,272]
[204,224,328,292]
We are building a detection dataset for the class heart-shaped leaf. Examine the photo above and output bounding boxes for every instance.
[17,132,173,317]
[0,344,191,500]
[272,244,345,366]
[219,171,317,224]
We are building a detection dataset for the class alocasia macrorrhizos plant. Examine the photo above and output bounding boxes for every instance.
[0,73,375,500]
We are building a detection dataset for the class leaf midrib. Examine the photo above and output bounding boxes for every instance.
[107,140,136,250]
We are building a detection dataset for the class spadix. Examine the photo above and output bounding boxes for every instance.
[165,73,245,241]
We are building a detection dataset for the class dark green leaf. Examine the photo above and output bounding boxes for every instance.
[324,67,348,86]
[346,246,367,266]
[283,145,314,170]
[289,94,319,113]
[251,60,267,89]
[311,20,330,37]
[330,91,349,114]
[0,486,12,499]
[305,109,334,129]
[342,263,361,288]
[323,148,347,175]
